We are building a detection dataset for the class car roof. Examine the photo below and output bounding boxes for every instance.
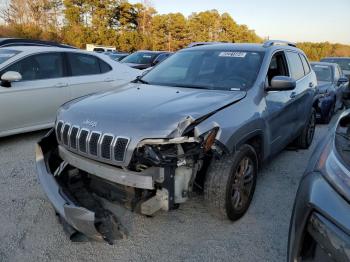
[0,38,75,48]
[179,43,300,53]
[311,62,337,67]
[321,57,350,60]
[136,50,171,54]
[0,46,91,54]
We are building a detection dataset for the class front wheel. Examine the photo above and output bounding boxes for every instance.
[295,108,316,149]
[204,144,258,221]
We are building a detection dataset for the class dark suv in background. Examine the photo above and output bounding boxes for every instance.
[321,57,350,107]
[37,40,317,243]
[120,50,172,69]
[311,62,349,123]
[321,57,350,80]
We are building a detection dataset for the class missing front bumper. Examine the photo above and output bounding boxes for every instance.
[36,131,128,244]
[36,129,178,243]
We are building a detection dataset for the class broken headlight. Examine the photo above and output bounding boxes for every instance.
[133,130,220,169]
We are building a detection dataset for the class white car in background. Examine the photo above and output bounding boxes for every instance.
[0,46,140,137]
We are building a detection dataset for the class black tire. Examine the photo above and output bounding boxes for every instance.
[204,144,258,221]
[322,103,334,124]
[295,108,316,149]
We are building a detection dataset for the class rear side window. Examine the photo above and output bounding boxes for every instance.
[4,52,64,81]
[334,65,340,80]
[286,52,305,80]
[99,59,112,73]
[67,53,111,76]
[299,54,311,75]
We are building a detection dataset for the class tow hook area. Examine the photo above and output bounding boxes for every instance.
[62,169,128,244]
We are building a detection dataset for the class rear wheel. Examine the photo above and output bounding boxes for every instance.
[296,108,316,149]
[204,144,258,221]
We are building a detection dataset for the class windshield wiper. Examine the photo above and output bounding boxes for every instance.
[169,84,211,90]
[132,76,149,84]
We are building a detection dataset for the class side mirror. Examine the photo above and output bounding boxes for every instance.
[1,71,22,87]
[266,76,296,91]
[338,77,349,85]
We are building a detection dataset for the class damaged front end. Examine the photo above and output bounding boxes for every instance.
[37,125,222,244]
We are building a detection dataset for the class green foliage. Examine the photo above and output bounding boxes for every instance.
[297,42,350,61]
[1,0,349,58]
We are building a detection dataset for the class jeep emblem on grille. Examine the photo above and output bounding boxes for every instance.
[83,119,97,128]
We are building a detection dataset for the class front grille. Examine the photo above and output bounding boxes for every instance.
[56,121,129,164]
[62,124,70,146]
[56,121,63,142]
[114,138,129,161]
[79,130,89,153]
[101,135,113,159]
[89,132,100,156]
[70,127,79,149]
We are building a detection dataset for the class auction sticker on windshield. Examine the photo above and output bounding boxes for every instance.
[219,52,247,58]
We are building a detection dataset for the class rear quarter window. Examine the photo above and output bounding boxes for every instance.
[67,53,111,76]
[286,51,305,80]
[299,54,311,75]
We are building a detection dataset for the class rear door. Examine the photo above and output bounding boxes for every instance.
[285,51,315,132]
[65,52,115,100]
[0,52,69,133]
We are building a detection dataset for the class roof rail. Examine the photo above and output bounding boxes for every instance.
[263,40,296,48]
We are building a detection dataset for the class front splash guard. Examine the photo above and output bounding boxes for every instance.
[36,129,128,244]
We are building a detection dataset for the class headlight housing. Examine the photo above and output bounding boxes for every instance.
[316,135,350,201]
[132,128,220,169]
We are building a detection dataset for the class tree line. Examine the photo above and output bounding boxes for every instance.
[0,0,349,61]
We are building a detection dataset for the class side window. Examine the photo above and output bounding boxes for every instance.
[4,53,64,81]
[299,54,311,75]
[67,53,101,76]
[334,66,340,81]
[286,52,305,80]
[99,59,112,73]
[267,51,289,86]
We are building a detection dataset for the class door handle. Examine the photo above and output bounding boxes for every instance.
[309,82,314,88]
[290,92,297,99]
[104,78,114,82]
[54,83,68,88]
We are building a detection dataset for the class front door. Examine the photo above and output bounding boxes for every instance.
[265,51,297,155]
[0,52,69,134]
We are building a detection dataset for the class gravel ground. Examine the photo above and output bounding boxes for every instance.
[0,118,337,262]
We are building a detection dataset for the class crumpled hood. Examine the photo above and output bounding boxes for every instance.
[58,83,246,138]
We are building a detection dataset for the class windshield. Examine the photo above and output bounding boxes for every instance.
[121,52,158,64]
[141,50,264,90]
[321,58,350,71]
[0,49,20,65]
[311,64,333,82]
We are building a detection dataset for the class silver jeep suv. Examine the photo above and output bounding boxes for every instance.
[37,40,317,243]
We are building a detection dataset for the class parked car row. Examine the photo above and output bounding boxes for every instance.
[0,38,349,260]
[311,62,349,123]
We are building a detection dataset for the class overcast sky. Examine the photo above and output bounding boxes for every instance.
[130,0,350,44]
